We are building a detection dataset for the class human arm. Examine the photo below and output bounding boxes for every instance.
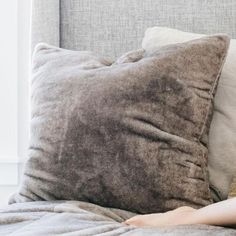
[125,197,236,227]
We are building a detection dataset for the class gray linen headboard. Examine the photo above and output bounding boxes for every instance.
[32,0,236,58]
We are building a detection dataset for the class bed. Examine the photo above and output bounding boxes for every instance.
[1,201,236,235]
[1,0,236,235]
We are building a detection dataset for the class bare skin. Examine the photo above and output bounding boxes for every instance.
[125,197,236,228]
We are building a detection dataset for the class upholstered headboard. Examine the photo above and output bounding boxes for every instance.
[32,0,236,58]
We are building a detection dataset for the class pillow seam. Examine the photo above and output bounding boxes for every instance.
[198,45,229,142]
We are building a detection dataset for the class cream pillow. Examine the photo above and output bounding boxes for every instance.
[142,27,236,201]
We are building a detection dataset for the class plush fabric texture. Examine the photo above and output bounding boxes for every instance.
[10,36,229,214]
[32,0,236,57]
[1,201,236,235]
[142,27,236,202]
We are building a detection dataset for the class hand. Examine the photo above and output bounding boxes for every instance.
[124,206,197,227]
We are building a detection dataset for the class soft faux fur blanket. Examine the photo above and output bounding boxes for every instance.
[0,201,236,235]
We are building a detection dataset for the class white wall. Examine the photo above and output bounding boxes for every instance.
[0,0,31,207]
[0,1,18,162]
[0,0,31,164]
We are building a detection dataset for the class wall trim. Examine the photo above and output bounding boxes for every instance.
[0,158,24,186]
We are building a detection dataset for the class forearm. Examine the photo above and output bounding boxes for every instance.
[125,197,236,227]
[187,197,236,226]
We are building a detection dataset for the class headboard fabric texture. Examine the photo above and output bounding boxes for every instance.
[32,0,236,58]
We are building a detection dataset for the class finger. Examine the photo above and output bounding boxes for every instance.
[124,218,134,224]
[124,217,141,226]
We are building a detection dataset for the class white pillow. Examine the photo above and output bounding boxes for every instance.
[142,27,236,201]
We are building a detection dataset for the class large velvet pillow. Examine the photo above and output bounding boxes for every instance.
[11,36,229,213]
[142,27,235,202]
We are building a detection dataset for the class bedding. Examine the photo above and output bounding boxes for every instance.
[142,27,236,202]
[10,36,229,214]
[1,201,236,235]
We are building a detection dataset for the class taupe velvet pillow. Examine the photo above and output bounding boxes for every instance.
[11,35,229,214]
[142,27,236,202]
